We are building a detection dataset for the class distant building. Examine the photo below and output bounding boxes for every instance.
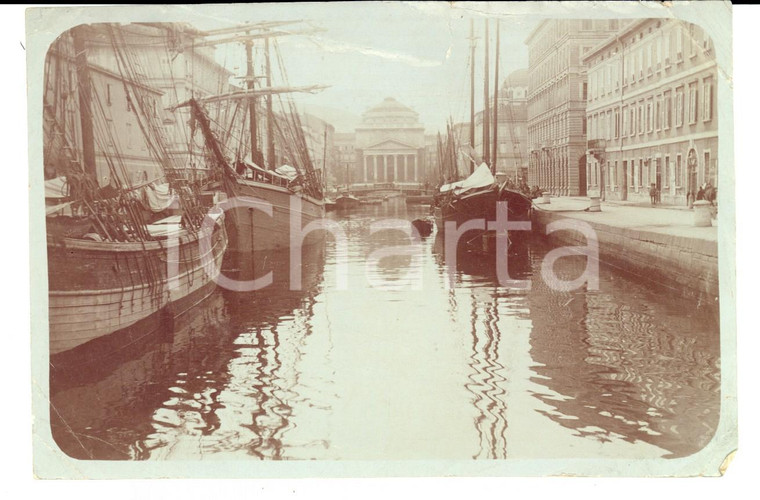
[300,113,335,187]
[525,20,619,195]
[354,97,426,184]
[424,134,439,184]
[333,132,356,187]
[582,19,717,205]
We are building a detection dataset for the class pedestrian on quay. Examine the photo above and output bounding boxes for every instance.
[649,183,658,205]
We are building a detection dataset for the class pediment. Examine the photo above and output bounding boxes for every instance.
[364,139,418,151]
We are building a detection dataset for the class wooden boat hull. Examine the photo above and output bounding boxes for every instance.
[335,195,361,210]
[48,216,228,356]
[433,187,532,251]
[405,195,433,205]
[225,179,325,253]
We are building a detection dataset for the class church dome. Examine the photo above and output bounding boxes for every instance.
[501,68,528,89]
[360,97,421,128]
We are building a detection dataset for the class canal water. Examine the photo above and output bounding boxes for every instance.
[49,198,720,461]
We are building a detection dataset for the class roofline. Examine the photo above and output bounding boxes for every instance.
[581,18,652,63]
[525,19,550,45]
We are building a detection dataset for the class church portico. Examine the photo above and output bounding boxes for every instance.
[354,97,426,188]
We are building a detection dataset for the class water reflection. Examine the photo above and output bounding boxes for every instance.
[50,198,720,460]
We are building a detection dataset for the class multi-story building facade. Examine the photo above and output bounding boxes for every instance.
[44,23,235,187]
[583,19,717,205]
[526,19,619,195]
[354,97,426,185]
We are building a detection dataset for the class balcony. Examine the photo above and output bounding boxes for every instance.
[587,139,607,154]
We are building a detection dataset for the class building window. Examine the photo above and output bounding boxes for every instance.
[705,150,714,185]
[675,88,684,127]
[689,25,698,58]
[654,96,661,131]
[611,161,616,189]
[676,29,683,62]
[665,155,670,188]
[582,82,587,101]
[614,108,620,138]
[638,47,644,80]
[126,91,132,112]
[126,122,133,149]
[689,81,698,124]
[638,103,645,134]
[606,65,611,94]
[663,91,672,129]
[106,84,112,106]
[676,154,683,187]
[664,32,671,65]
[629,107,636,136]
[647,43,653,74]
[647,100,654,132]
[630,159,635,187]
[631,52,637,82]
[622,105,628,135]
[638,159,643,189]
[656,37,662,70]
[703,78,713,121]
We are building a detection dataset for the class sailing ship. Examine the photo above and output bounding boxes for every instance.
[175,23,327,254]
[432,19,532,252]
[44,25,228,357]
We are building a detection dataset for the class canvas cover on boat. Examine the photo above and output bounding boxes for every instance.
[439,163,494,193]
[144,182,177,213]
[242,157,292,181]
[274,164,299,180]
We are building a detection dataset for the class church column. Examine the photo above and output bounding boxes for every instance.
[402,155,407,182]
[413,154,418,182]
[372,155,378,182]
[393,155,398,183]
[363,155,368,183]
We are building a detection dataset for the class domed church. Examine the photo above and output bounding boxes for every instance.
[353,97,426,184]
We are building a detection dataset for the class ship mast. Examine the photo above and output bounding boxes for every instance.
[491,19,500,176]
[244,35,259,166]
[482,19,490,169]
[71,26,97,181]
[265,35,275,168]
[322,126,328,191]
[468,19,477,174]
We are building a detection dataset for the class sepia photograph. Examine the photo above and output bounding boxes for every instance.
[27,1,736,478]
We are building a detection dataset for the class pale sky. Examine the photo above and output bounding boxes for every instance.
[182,2,536,133]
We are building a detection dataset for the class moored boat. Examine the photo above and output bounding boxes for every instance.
[176,24,327,254]
[335,194,361,210]
[433,163,532,251]
[44,25,229,357]
[405,194,433,205]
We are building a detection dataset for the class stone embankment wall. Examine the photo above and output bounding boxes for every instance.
[532,210,719,304]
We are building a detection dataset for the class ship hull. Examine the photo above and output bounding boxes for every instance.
[47,216,228,356]
[434,187,533,252]
[225,179,325,253]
